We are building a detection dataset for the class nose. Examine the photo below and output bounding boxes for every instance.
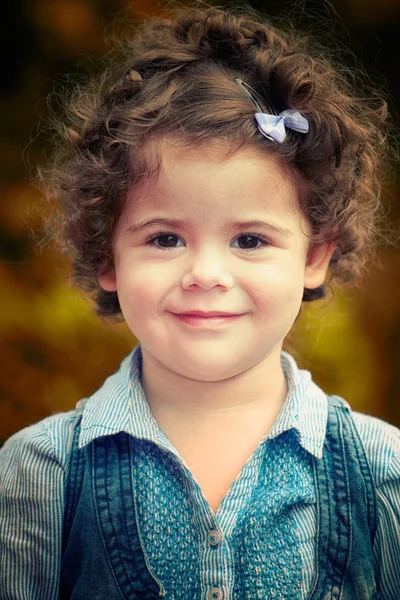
[181,249,234,291]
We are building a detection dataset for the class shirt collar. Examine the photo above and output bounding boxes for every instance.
[270,351,328,458]
[79,344,328,458]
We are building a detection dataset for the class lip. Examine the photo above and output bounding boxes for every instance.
[171,312,243,328]
[175,311,240,317]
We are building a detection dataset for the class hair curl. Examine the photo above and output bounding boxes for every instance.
[36,1,395,319]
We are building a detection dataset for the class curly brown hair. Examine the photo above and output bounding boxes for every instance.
[36,1,394,319]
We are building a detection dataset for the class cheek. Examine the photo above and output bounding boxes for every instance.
[119,263,171,305]
[250,261,304,300]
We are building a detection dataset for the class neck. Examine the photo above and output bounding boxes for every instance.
[139,346,288,437]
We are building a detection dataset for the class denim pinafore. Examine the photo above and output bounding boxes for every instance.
[60,395,380,600]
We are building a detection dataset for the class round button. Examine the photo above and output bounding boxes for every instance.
[207,587,224,600]
[207,529,222,546]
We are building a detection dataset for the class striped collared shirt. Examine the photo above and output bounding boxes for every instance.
[1,344,399,599]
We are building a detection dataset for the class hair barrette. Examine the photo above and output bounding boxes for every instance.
[234,78,309,144]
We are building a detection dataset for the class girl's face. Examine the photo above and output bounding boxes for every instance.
[99,142,334,383]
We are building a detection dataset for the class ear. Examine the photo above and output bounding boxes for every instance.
[304,241,336,289]
[98,269,117,292]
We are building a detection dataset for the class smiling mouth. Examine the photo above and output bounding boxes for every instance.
[171,313,243,327]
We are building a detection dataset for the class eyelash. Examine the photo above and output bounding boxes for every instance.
[144,230,271,252]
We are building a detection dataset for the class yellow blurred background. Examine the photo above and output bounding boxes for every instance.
[1,0,399,445]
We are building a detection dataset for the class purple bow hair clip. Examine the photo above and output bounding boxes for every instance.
[255,110,309,143]
[234,77,309,144]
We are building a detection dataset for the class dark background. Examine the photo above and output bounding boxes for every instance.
[1,0,399,445]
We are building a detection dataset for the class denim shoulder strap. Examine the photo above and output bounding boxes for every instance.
[309,394,380,600]
[329,395,377,536]
[62,402,85,555]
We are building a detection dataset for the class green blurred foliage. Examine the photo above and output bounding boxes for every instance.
[1,0,399,445]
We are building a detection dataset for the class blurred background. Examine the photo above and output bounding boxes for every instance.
[1,0,399,446]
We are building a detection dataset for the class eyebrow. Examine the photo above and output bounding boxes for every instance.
[124,217,293,237]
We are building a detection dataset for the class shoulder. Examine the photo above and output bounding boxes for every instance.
[349,412,400,596]
[350,410,400,488]
[0,405,86,600]
[0,402,84,472]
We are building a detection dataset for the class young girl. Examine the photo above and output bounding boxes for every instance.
[1,2,399,599]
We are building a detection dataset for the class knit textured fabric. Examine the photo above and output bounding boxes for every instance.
[232,431,315,599]
[134,440,202,597]
[133,427,315,599]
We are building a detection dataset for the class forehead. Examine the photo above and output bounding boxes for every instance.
[127,140,302,220]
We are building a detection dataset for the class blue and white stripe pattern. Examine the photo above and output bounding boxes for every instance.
[0,344,399,599]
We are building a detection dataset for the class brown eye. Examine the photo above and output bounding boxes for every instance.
[144,231,270,252]
[148,234,179,248]
[237,235,265,250]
